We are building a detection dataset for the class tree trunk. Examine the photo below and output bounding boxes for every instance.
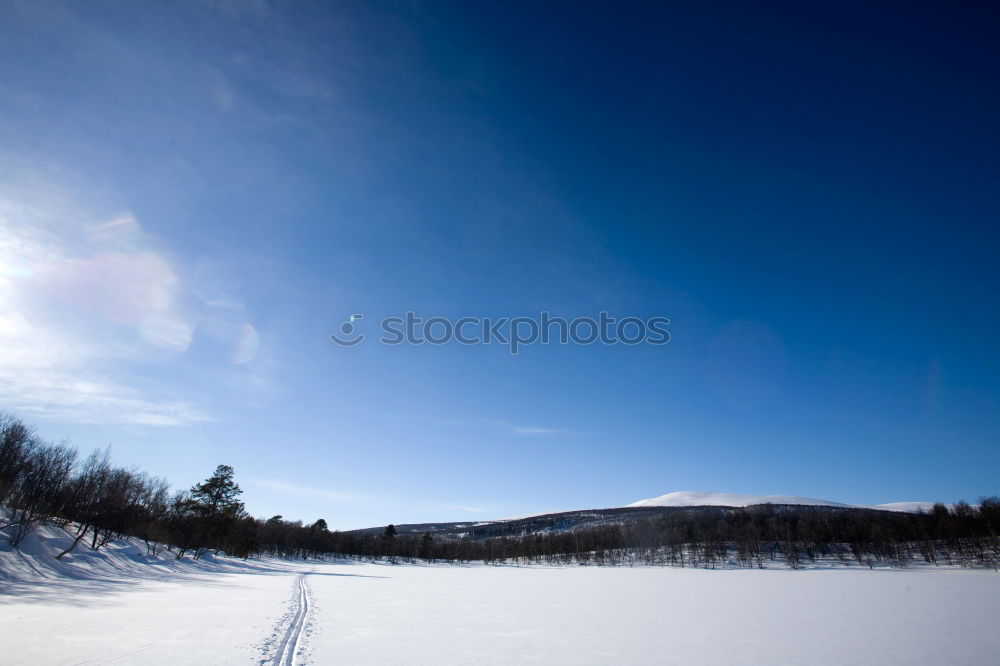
[55,525,89,559]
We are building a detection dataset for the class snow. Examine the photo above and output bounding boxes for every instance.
[626,490,850,509]
[3,521,999,664]
[309,564,1000,665]
[871,501,943,512]
[0,521,305,664]
[3,565,297,664]
[4,559,999,664]
[627,490,942,512]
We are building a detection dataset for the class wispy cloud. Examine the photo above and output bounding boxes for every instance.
[508,425,570,436]
[251,480,492,518]
[0,178,259,425]
[445,504,489,514]
[494,419,574,437]
[1,373,211,426]
[440,417,576,437]
[250,479,373,504]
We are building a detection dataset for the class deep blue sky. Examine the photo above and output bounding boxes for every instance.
[1,1,998,528]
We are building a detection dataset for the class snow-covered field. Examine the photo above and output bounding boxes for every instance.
[307,564,1000,665]
[2,526,999,664]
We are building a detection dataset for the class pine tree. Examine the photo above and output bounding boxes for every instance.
[188,465,246,557]
[419,531,434,561]
[190,465,244,517]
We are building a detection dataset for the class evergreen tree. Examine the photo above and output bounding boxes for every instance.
[190,465,244,517]
[188,465,246,557]
[419,531,434,561]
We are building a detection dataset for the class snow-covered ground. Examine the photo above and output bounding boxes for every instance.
[310,565,999,665]
[3,524,999,664]
[0,523,308,664]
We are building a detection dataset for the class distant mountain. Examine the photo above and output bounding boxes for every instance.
[346,492,947,540]
[868,501,942,513]
[626,490,939,513]
[626,491,848,509]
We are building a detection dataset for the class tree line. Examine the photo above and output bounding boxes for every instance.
[2,413,998,568]
[323,501,1000,569]
[0,414,331,560]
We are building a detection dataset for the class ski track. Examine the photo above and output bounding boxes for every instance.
[267,572,312,666]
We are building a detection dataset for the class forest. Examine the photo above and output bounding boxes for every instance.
[2,413,998,569]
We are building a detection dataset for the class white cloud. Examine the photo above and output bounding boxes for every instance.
[2,373,211,426]
[0,181,211,425]
[232,322,260,364]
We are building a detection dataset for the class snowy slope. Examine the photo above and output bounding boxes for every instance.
[0,519,316,664]
[0,517,282,584]
[870,501,942,512]
[626,490,849,509]
[627,490,940,512]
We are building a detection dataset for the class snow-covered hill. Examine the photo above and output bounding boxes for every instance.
[0,515,279,586]
[626,491,940,513]
[868,501,942,513]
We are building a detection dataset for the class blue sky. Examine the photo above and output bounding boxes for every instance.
[1,1,998,529]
